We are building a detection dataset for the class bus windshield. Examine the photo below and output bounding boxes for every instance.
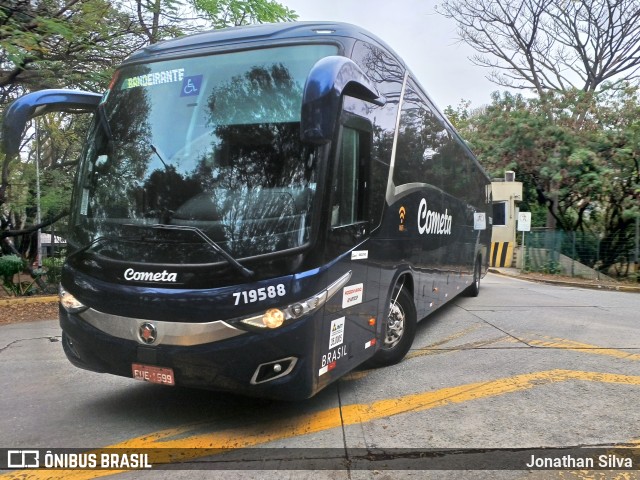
[71,44,337,263]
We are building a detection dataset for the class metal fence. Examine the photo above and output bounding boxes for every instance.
[520,227,639,281]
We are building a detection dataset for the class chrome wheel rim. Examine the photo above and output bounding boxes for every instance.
[384,298,405,349]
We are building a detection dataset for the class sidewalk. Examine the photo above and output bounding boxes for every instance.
[488,267,640,293]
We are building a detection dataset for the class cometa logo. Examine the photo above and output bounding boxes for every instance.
[417,198,452,235]
[124,268,178,282]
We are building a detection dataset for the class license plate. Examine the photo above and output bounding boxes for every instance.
[132,363,175,386]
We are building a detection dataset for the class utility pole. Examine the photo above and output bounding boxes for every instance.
[35,119,42,269]
[634,214,640,282]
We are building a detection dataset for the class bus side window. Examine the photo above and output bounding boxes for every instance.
[331,126,369,228]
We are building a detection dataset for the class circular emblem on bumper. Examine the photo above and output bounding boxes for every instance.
[138,322,157,345]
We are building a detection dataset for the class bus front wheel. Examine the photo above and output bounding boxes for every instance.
[367,286,417,368]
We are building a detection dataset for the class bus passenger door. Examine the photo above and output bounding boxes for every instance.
[318,115,379,385]
[327,121,369,248]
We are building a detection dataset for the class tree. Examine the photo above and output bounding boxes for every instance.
[191,0,296,28]
[0,0,143,98]
[129,0,298,45]
[440,0,640,276]
[457,88,640,275]
[0,0,146,226]
[438,0,640,96]
[0,0,297,292]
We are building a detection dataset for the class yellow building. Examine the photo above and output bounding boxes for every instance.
[490,171,522,267]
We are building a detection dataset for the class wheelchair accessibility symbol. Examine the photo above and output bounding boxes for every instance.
[181,75,203,97]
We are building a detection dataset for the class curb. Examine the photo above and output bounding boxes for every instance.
[0,295,58,307]
[488,268,640,293]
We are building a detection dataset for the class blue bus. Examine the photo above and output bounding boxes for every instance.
[2,22,492,400]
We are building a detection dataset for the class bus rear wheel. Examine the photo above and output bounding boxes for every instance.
[367,286,416,368]
[465,257,482,297]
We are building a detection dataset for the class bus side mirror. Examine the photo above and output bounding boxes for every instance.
[301,56,386,145]
[2,89,102,157]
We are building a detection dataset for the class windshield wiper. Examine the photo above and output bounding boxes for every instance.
[67,236,109,261]
[66,234,140,261]
[151,224,255,278]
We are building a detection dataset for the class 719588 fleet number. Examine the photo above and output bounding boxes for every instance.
[232,284,286,305]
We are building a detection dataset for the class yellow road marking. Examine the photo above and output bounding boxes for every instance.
[6,369,640,480]
[529,336,640,362]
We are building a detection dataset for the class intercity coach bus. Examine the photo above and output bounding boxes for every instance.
[2,22,492,400]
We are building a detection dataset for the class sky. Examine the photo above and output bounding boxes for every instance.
[282,0,500,111]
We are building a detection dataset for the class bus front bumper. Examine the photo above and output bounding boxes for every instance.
[59,304,319,401]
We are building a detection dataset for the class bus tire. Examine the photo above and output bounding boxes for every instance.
[367,286,416,368]
[465,257,482,297]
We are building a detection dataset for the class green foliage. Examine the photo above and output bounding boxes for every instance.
[0,0,136,94]
[453,86,640,275]
[0,255,37,296]
[522,256,561,276]
[42,256,64,286]
[0,255,24,279]
[538,260,562,275]
[1,0,296,261]
[192,0,297,28]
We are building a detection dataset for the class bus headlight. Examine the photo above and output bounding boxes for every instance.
[262,308,285,328]
[238,271,352,330]
[240,308,285,329]
[59,285,87,313]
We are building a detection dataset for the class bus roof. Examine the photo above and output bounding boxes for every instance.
[124,21,405,68]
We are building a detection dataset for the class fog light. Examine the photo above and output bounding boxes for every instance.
[59,285,87,313]
[262,308,285,329]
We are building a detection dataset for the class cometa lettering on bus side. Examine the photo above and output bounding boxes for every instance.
[417,198,452,235]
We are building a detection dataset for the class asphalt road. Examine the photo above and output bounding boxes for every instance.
[1,273,639,479]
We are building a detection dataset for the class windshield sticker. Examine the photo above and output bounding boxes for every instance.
[351,250,368,260]
[80,188,89,216]
[181,75,203,97]
[342,284,363,309]
[123,68,185,90]
[329,317,345,349]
